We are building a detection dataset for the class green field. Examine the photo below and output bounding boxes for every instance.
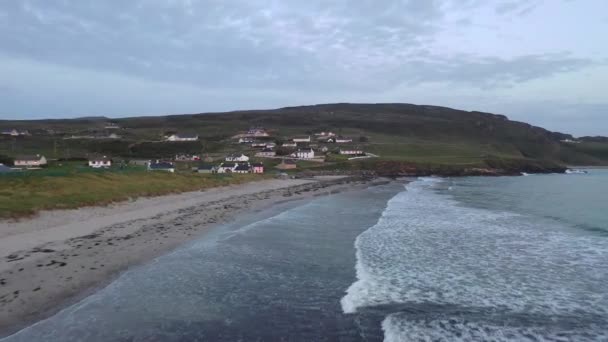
[0,167,268,219]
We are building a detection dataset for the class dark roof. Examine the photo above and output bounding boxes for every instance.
[235,164,250,171]
[15,155,43,161]
[221,162,236,168]
[149,162,174,169]
[260,148,274,152]
[0,164,13,173]
[175,133,198,139]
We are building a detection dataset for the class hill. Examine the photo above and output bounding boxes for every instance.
[1,103,607,175]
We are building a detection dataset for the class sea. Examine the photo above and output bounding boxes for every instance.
[3,170,608,341]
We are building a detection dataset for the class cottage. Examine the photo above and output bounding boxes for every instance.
[252,163,264,174]
[282,142,297,148]
[197,164,216,174]
[335,136,353,143]
[217,162,237,173]
[226,153,250,162]
[251,142,267,148]
[292,136,311,143]
[88,155,112,168]
[148,161,175,173]
[238,137,254,144]
[291,148,315,159]
[246,127,270,137]
[14,155,47,168]
[339,149,364,156]
[165,133,199,142]
[276,159,297,170]
[233,163,251,174]
[255,148,276,157]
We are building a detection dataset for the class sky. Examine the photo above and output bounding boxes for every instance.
[0,0,606,136]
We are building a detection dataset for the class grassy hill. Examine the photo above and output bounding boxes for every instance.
[1,103,607,171]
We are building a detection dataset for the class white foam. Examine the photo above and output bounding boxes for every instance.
[341,177,608,334]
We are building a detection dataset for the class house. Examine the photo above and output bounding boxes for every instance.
[233,163,251,174]
[252,163,264,174]
[175,154,201,161]
[1,129,29,136]
[336,136,353,143]
[238,137,254,144]
[282,142,297,148]
[255,148,276,157]
[246,127,270,137]
[148,161,175,173]
[197,164,216,174]
[104,123,120,129]
[226,153,249,162]
[314,131,336,137]
[88,155,112,168]
[14,155,47,168]
[276,159,297,170]
[251,142,267,148]
[291,148,315,159]
[292,136,311,143]
[165,133,199,142]
[339,149,364,156]
[217,162,237,173]
[265,142,277,148]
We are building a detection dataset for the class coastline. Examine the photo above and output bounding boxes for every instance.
[0,176,385,338]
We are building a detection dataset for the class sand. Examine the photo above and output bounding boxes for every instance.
[0,176,378,337]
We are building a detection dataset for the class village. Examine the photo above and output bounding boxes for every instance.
[0,126,377,175]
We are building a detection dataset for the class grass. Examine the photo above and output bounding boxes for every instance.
[0,170,270,219]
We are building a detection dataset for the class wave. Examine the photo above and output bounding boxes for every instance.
[341,177,608,340]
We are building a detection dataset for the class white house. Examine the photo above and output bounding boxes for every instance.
[339,149,364,155]
[217,162,238,173]
[282,142,297,147]
[233,163,251,174]
[225,153,249,162]
[88,156,112,168]
[292,136,311,143]
[246,128,269,137]
[238,137,254,144]
[165,133,199,142]
[335,136,353,143]
[256,148,276,157]
[291,148,315,159]
[251,142,267,148]
[14,155,47,168]
[314,131,336,137]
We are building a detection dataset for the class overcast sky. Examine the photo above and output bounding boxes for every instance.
[0,0,606,136]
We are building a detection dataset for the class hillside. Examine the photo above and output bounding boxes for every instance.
[1,103,607,174]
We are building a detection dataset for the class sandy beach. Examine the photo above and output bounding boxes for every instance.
[0,176,378,337]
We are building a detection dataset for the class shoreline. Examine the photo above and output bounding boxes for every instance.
[0,176,387,338]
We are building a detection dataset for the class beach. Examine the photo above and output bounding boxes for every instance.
[0,176,377,337]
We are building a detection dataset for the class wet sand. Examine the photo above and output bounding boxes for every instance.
[0,176,378,337]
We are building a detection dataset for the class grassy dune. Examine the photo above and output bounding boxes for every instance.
[0,171,268,219]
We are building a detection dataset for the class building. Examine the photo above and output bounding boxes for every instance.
[291,148,315,159]
[314,131,336,137]
[217,162,237,173]
[14,155,47,168]
[276,159,297,170]
[104,123,120,129]
[265,142,277,148]
[252,163,264,174]
[1,129,29,136]
[238,137,255,144]
[148,161,175,172]
[339,149,364,156]
[282,142,297,148]
[197,164,216,173]
[233,163,251,174]
[335,136,353,143]
[246,127,270,137]
[255,148,276,157]
[292,136,311,143]
[165,133,199,142]
[175,154,201,161]
[225,153,249,162]
[88,156,112,168]
[251,142,267,148]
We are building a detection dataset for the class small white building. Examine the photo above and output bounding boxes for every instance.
[217,162,238,173]
[282,142,297,148]
[233,163,251,174]
[88,156,112,168]
[14,155,47,168]
[225,153,250,162]
[291,148,315,159]
[246,128,270,137]
[314,131,336,137]
[335,136,353,143]
[239,137,254,144]
[165,133,199,142]
[256,148,276,157]
[292,136,311,143]
[339,149,364,156]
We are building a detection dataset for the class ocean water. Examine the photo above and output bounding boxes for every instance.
[342,171,608,341]
[4,171,608,341]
